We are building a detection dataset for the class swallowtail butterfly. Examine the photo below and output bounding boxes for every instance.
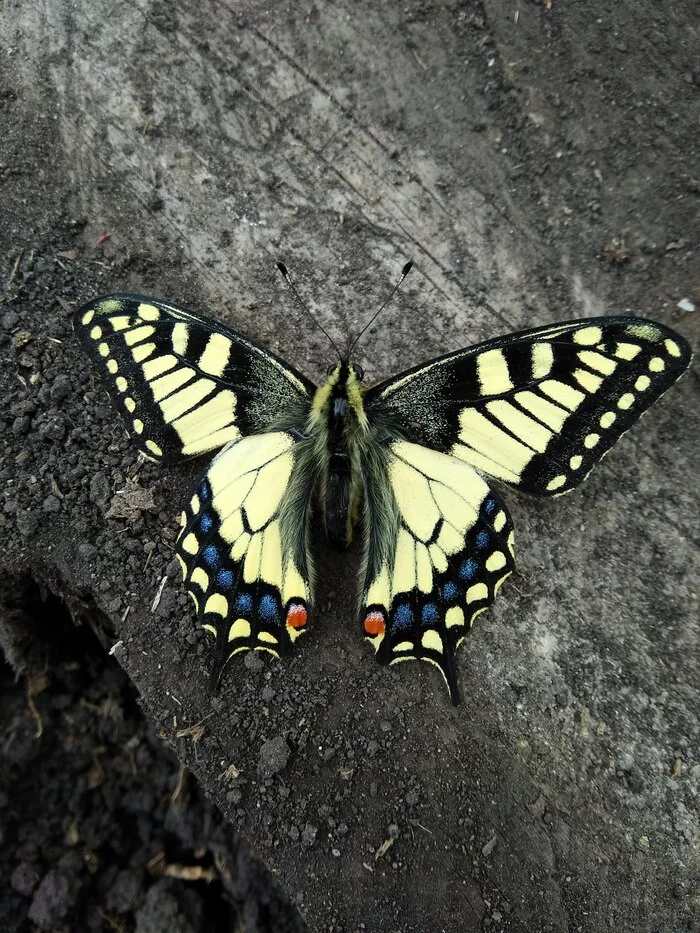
[75,267,691,703]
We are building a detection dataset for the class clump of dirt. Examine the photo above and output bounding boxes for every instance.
[0,583,306,933]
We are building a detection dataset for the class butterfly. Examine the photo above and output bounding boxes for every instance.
[74,263,691,704]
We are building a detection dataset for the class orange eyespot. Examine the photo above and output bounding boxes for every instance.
[363,611,385,636]
[286,603,308,629]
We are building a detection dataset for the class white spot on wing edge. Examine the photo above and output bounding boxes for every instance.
[546,475,566,492]
[138,302,161,321]
[531,342,553,379]
[421,630,443,653]
[572,325,603,345]
[172,322,189,355]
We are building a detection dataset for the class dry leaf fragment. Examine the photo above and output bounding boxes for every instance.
[150,575,168,613]
[106,482,157,521]
[375,837,395,860]
[602,239,631,265]
[482,834,498,857]
[219,763,241,783]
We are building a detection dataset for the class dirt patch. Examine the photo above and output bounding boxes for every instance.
[0,582,307,932]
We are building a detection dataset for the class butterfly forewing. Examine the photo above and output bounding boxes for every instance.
[361,440,515,703]
[75,294,313,462]
[366,318,691,496]
[176,431,315,687]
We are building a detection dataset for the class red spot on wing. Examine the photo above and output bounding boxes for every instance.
[363,611,386,636]
[286,603,308,629]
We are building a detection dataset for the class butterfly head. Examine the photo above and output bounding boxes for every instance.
[311,361,368,431]
[326,360,364,382]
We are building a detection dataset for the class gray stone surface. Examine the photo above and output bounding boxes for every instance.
[1,1,698,930]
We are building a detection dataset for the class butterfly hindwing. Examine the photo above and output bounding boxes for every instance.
[175,431,314,687]
[366,318,691,496]
[361,440,515,703]
[75,294,313,462]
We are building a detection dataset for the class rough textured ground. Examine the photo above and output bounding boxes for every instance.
[0,608,307,932]
[1,1,698,931]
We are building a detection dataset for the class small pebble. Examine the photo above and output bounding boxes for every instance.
[258,735,290,776]
[49,374,71,403]
[89,472,111,506]
[244,651,265,673]
[28,871,71,929]
[2,310,20,330]
[11,862,41,896]
[12,415,30,436]
[16,510,39,537]
[301,823,318,847]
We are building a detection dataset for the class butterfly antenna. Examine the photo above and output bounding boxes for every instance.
[347,260,413,358]
[276,262,342,360]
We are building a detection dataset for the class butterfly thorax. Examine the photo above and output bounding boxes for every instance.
[308,362,369,549]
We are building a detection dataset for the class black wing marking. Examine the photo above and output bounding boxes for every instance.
[75,294,314,462]
[365,318,691,496]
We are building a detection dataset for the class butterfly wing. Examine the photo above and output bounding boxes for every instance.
[365,318,691,496]
[75,294,313,462]
[361,440,515,704]
[176,431,316,688]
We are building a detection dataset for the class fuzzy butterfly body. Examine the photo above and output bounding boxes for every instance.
[75,288,691,703]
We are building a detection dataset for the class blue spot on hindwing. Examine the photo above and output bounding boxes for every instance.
[199,479,211,502]
[200,514,213,533]
[259,594,279,621]
[459,558,479,581]
[216,569,234,590]
[421,603,439,625]
[484,497,497,515]
[392,604,413,631]
[442,581,460,601]
[202,544,220,568]
[475,530,490,549]
[236,592,253,614]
